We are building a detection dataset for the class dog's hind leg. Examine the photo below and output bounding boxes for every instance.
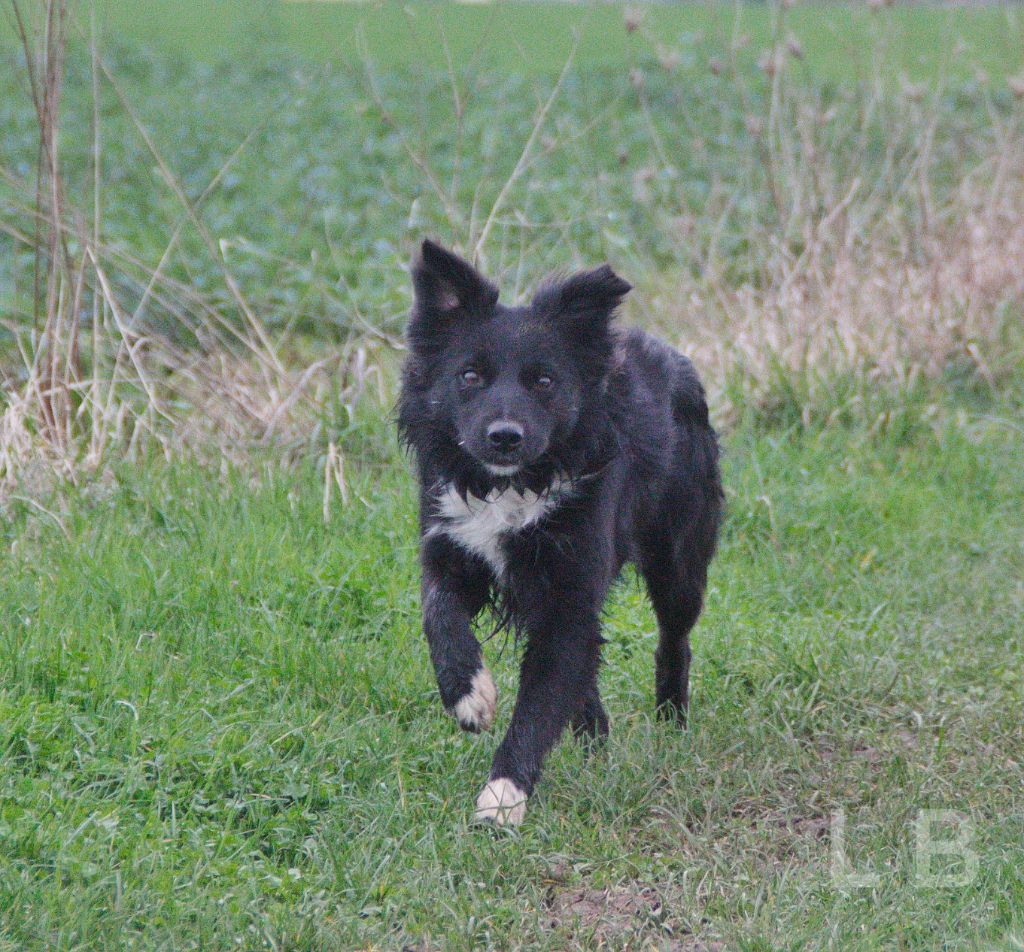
[638,505,718,723]
[570,680,609,745]
[640,417,722,723]
[643,565,705,723]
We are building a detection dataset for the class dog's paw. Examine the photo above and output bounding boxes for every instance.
[449,667,497,732]
[474,777,527,827]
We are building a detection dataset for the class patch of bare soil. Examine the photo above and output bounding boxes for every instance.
[547,884,723,950]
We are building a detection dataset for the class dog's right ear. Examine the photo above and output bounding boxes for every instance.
[411,239,499,321]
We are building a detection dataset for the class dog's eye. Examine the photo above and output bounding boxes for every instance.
[461,369,482,386]
[534,375,553,391]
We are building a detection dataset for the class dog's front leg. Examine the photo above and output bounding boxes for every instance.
[421,535,495,732]
[474,595,603,827]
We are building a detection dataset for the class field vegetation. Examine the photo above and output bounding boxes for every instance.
[0,1,1022,948]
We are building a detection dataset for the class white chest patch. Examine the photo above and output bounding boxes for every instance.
[428,479,569,574]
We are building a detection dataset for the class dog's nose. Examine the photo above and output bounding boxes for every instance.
[487,420,524,452]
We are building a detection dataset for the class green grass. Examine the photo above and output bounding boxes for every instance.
[2,3,1024,946]
[1,407,1022,949]
[3,5,1021,345]
[9,0,1020,81]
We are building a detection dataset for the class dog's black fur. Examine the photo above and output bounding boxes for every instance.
[398,239,722,823]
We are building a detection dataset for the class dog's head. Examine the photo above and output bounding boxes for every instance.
[405,239,631,477]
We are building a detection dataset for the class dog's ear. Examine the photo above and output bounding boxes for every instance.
[533,265,631,336]
[411,239,499,320]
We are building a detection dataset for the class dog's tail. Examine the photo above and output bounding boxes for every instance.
[668,352,711,430]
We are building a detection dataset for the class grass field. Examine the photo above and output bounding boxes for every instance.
[6,0,1019,80]
[4,3,1022,355]
[1,413,1023,948]
[1,0,1024,948]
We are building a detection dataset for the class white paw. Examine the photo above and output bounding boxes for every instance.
[450,667,497,732]
[474,777,527,827]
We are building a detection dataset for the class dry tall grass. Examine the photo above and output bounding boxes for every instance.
[654,171,1024,427]
[0,0,389,501]
[625,4,1024,425]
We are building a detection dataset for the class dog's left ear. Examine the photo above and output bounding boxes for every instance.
[411,239,499,320]
[533,265,632,336]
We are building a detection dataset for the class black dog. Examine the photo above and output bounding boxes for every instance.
[398,239,722,826]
